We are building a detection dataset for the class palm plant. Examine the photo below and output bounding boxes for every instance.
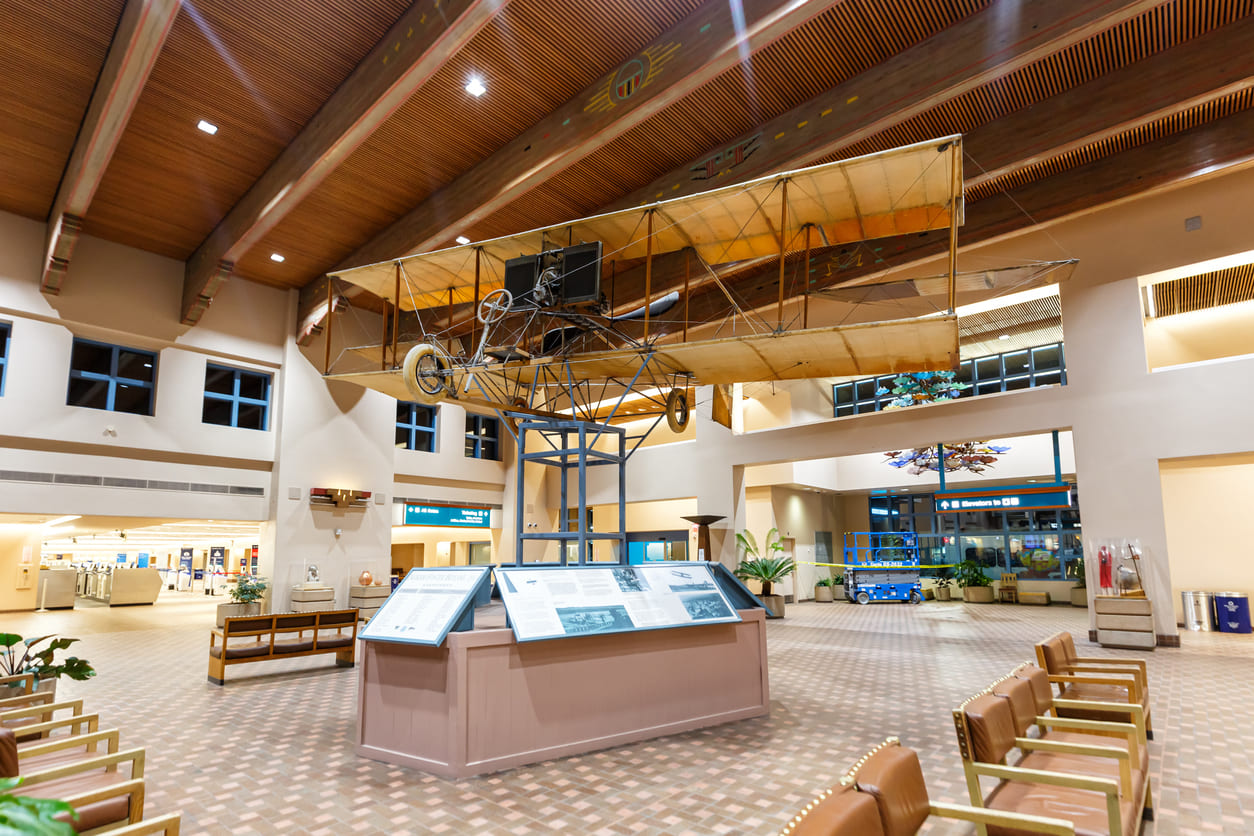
[734,528,794,596]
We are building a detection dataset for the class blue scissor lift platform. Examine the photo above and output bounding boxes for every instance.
[843,532,923,605]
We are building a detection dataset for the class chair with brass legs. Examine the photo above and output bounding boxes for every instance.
[954,692,1145,835]
[1035,632,1153,739]
[780,737,1076,835]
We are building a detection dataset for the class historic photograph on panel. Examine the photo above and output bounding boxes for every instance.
[556,605,635,635]
[666,568,716,593]
[612,567,649,593]
[680,593,734,621]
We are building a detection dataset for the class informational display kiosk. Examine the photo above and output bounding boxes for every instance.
[356,563,770,778]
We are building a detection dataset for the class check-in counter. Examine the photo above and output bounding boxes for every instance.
[37,569,78,609]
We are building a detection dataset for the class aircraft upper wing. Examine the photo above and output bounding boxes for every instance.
[330,136,962,312]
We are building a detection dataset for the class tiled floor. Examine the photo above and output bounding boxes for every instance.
[6,593,1253,834]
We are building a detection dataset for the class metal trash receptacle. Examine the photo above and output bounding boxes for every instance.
[1213,592,1251,634]
[1181,590,1214,631]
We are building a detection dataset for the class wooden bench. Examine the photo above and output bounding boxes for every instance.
[208,609,359,685]
[1019,591,1051,605]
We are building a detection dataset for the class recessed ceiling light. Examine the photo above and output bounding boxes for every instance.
[455,236,471,246]
[998,334,1010,340]
[270,253,285,263]
[196,119,218,135]
[465,76,486,97]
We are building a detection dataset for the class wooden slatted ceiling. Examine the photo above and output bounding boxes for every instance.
[83,0,413,261]
[237,0,706,289]
[0,0,125,221]
[445,0,986,246]
[966,87,1254,202]
[1151,263,1254,318]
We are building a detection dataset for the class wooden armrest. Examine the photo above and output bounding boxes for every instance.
[0,691,54,711]
[109,813,180,836]
[14,713,101,739]
[1063,664,1146,689]
[1015,737,1131,796]
[0,673,35,693]
[20,729,120,759]
[1048,674,1139,701]
[1,699,84,723]
[1033,715,1140,763]
[1073,656,1147,675]
[929,801,1075,835]
[1052,698,1146,739]
[972,762,1119,796]
[19,747,146,788]
[60,778,146,826]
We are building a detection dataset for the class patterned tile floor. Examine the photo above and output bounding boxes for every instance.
[5,593,1252,834]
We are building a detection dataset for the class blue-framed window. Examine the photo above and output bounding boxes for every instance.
[0,321,9,396]
[396,402,437,451]
[833,342,1066,417]
[465,414,500,460]
[66,338,156,415]
[203,363,270,430]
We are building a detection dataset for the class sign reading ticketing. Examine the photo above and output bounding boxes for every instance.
[403,504,492,527]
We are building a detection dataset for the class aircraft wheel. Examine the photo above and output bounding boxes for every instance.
[856,591,870,605]
[477,288,513,324]
[402,343,452,405]
[665,388,690,433]
[909,589,923,605]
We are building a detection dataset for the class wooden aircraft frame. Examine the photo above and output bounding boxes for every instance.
[324,136,966,443]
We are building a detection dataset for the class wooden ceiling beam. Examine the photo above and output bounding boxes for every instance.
[41,0,182,295]
[677,107,1254,327]
[964,13,1254,190]
[180,0,502,326]
[298,0,840,339]
[604,0,1168,213]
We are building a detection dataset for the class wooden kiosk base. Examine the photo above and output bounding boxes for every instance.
[356,608,770,778]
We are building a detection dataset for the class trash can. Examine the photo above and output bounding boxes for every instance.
[1181,590,1214,631]
[1212,592,1251,634]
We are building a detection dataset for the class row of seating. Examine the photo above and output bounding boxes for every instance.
[0,672,181,834]
[782,631,1154,835]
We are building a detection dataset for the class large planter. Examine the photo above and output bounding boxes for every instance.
[833,585,845,601]
[935,586,952,602]
[1070,587,1089,607]
[814,586,834,603]
[761,594,786,618]
[216,601,262,627]
[962,586,995,604]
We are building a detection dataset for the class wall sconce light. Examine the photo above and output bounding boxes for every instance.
[310,488,372,508]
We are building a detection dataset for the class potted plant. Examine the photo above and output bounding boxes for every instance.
[955,560,995,603]
[0,776,76,834]
[734,527,794,617]
[932,567,955,601]
[1067,557,1088,607]
[0,634,95,700]
[814,575,835,603]
[216,574,269,627]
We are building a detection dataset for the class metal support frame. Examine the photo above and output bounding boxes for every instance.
[512,416,628,567]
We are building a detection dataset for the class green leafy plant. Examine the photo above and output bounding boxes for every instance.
[1067,557,1086,589]
[815,576,835,588]
[733,556,796,596]
[832,574,844,585]
[227,574,269,604]
[0,634,95,687]
[954,561,992,589]
[0,776,76,835]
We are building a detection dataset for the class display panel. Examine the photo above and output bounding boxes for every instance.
[495,562,741,643]
[403,503,492,527]
[358,566,490,647]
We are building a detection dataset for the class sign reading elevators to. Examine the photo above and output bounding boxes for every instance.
[935,483,1072,513]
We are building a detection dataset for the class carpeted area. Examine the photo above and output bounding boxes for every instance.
[5,592,1251,834]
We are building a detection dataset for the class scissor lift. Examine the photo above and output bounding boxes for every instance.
[843,532,923,605]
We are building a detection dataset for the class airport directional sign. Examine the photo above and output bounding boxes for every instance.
[935,483,1071,513]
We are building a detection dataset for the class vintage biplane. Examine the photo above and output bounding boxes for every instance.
[322,135,1069,447]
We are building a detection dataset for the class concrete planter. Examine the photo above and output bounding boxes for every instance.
[814,586,835,602]
[935,586,952,601]
[963,586,996,604]
[762,594,786,618]
[1070,586,1089,607]
[216,601,262,628]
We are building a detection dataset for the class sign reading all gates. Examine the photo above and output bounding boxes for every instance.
[403,503,491,527]
[935,483,1072,513]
